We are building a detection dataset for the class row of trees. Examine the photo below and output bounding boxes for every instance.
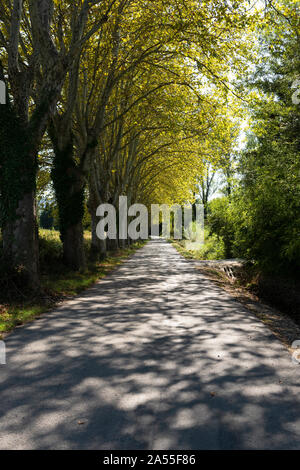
[204,0,300,274]
[0,0,258,287]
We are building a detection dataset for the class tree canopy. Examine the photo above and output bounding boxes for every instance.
[0,0,298,284]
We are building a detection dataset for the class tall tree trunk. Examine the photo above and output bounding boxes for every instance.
[0,103,39,288]
[2,192,39,287]
[119,238,126,249]
[87,161,109,261]
[49,124,86,271]
[63,222,86,270]
[107,237,119,251]
[89,200,107,261]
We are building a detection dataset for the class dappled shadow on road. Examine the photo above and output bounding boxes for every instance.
[0,240,299,449]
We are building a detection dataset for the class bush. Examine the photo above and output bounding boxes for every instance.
[39,229,92,272]
[207,197,235,258]
[195,229,226,260]
[39,229,63,271]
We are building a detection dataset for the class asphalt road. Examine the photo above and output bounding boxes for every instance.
[0,239,299,449]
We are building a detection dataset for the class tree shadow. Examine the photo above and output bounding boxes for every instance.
[0,240,299,449]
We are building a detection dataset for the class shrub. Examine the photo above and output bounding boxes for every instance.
[195,229,226,260]
[39,229,63,271]
[207,197,235,258]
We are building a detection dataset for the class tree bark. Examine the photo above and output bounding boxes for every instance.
[107,237,119,252]
[63,222,86,270]
[2,192,39,287]
[119,239,126,249]
[89,203,107,261]
[49,122,86,271]
[0,98,40,289]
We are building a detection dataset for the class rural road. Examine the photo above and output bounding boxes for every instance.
[0,239,299,449]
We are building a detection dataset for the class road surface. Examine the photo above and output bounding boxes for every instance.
[0,239,299,449]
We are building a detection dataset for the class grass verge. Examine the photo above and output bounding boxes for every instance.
[168,229,225,261]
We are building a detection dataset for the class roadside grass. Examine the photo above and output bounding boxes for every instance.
[0,229,146,338]
[169,227,226,260]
